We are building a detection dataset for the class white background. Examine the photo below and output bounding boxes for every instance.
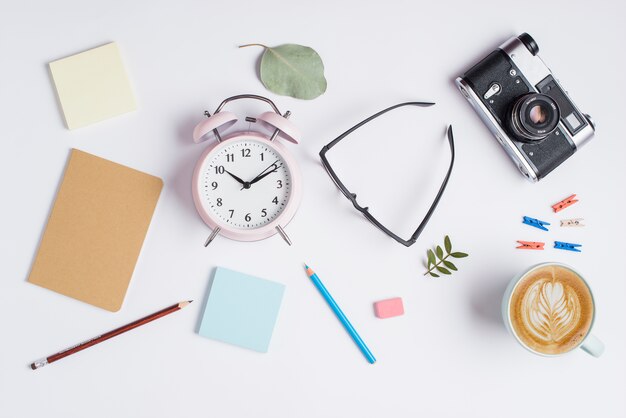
[1,1,625,417]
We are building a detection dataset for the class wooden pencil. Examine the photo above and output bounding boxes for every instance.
[30,300,192,370]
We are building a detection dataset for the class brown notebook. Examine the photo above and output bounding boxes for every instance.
[28,149,163,311]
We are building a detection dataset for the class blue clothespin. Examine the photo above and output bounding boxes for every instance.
[554,241,582,252]
[523,216,550,231]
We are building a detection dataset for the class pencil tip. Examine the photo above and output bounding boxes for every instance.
[304,264,314,277]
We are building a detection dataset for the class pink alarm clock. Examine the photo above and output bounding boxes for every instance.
[192,95,302,246]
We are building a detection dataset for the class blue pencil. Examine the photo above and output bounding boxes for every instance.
[304,264,376,364]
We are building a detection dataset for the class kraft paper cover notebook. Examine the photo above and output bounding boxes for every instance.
[28,149,163,311]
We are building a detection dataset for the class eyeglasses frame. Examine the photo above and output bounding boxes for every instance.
[319,102,455,247]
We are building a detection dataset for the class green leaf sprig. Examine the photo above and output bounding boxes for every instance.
[239,43,327,100]
[423,235,468,277]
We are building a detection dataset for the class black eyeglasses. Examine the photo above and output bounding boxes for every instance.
[319,102,455,247]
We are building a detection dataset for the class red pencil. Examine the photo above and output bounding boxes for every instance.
[30,300,192,370]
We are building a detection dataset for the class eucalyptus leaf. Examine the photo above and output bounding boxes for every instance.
[450,252,469,258]
[436,266,451,275]
[436,246,444,260]
[430,272,440,278]
[444,235,452,253]
[239,43,327,100]
[443,260,457,271]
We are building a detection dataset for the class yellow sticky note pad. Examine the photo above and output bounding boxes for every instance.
[49,42,137,130]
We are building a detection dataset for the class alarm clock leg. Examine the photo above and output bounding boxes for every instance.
[204,227,221,247]
[275,225,292,246]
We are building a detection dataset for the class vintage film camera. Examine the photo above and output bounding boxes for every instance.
[456,33,595,181]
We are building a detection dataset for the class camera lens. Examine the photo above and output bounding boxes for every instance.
[509,93,560,142]
[529,105,548,124]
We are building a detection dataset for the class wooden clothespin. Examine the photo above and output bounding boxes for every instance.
[560,218,585,227]
[554,241,582,252]
[552,194,578,213]
[523,216,550,231]
[516,241,545,250]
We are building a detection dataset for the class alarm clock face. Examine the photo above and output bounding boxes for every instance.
[192,133,301,241]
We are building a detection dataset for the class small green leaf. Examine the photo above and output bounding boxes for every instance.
[436,266,451,275]
[421,235,468,278]
[240,43,327,100]
[443,260,457,271]
[427,249,436,266]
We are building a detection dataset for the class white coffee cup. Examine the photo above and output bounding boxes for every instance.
[501,262,604,357]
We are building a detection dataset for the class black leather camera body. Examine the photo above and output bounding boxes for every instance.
[456,33,595,181]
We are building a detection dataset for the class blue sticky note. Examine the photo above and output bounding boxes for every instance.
[199,267,285,353]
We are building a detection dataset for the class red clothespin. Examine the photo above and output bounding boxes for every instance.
[516,240,545,250]
[552,194,578,213]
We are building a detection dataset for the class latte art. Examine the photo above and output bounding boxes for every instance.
[521,279,580,344]
[509,265,594,355]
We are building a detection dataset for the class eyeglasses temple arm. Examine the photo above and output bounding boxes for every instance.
[408,125,456,245]
[323,102,435,151]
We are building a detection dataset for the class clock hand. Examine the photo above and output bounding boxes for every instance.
[224,169,247,186]
[248,164,283,186]
[248,160,280,183]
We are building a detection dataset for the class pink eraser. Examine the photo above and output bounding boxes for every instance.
[373,297,404,319]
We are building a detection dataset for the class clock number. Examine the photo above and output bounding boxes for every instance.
[211,181,218,190]
[245,213,251,222]
[261,208,267,217]
[241,148,251,157]
[215,165,225,174]
[228,209,234,219]
[276,180,283,189]
[226,153,234,162]
[272,196,279,205]
[216,198,223,206]
[260,152,265,161]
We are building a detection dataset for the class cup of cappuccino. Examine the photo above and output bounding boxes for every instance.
[502,263,604,357]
